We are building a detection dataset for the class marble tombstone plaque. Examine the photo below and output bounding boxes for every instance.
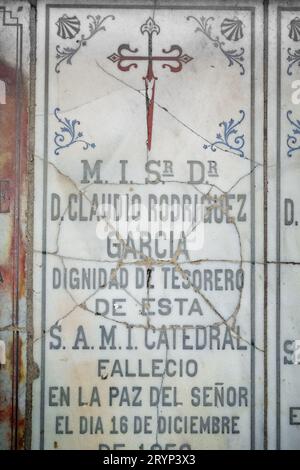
[30,0,300,450]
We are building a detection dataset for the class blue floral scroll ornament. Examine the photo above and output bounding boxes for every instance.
[187,16,245,75]
[287,110,300,157]
[287,48,300,75]
[204,110,245,158]
[54,107,96,155]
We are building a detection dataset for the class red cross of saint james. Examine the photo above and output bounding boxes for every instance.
[108,17,193,151]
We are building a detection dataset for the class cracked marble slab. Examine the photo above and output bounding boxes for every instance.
[32,0,265,450]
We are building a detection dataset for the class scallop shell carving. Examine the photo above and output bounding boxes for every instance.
[56,14,81,39]
[288,17,300,42]
[221,18,244,41]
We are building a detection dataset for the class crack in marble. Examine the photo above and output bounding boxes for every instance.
[95,61,264,168]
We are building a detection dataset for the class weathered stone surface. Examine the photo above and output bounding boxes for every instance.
[0,0,31,450]
[267,1,300,450]
[32,0,265,450]
[0,0,300,451]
